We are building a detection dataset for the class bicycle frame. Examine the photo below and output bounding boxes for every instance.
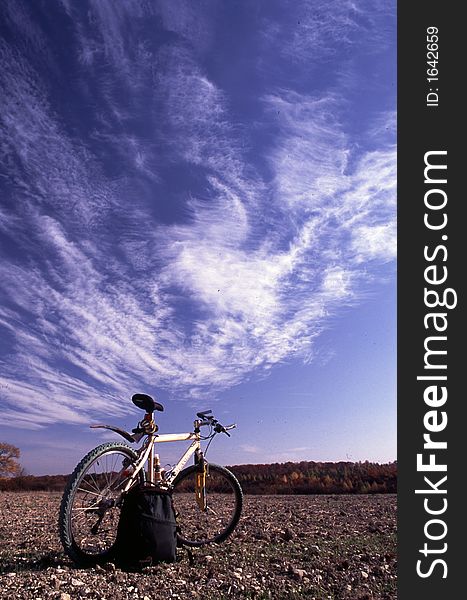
[121,429,202,493]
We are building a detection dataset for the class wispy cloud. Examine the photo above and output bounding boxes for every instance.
[240,444,261,454]
[260,0,395,68]
[0,0,395,428]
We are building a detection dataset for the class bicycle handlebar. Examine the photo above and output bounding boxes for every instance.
[196,410,236,436]
[196,410,213,419]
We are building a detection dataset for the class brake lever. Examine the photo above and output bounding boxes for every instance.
[214,423,231,436]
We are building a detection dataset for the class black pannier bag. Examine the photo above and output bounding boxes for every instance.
[112,486,178,569]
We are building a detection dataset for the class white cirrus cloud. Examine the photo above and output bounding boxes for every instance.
[0,0,395,428]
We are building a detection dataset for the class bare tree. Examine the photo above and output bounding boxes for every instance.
[0,442,21,477]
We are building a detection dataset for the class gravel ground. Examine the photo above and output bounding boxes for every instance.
[0,492,396,599]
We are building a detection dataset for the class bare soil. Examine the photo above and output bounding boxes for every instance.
[0,492,396,599]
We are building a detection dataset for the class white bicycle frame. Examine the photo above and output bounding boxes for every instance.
[122,429,202,493]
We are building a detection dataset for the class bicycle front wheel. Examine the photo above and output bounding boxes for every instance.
[172,463,243,546]
[58,442,143,566]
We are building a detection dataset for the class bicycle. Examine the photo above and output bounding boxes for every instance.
[58,393,243,566]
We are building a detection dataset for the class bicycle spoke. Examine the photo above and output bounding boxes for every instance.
[76,487,103,498]
[96,459,111,491]
[103,454,115,488]
[73,500,100,512]
[108,463,127,489]
[86,469,102,495]
[172,464,242,546]
[107,467,121,490]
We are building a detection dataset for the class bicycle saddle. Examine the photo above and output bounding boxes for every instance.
[132,393,164,413]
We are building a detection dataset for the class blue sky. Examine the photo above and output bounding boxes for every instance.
[0,0,396,475]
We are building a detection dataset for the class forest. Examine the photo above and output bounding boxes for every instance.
[230,460,396,494]
[0,459,396,494]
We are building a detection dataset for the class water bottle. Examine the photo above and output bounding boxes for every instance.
[154,453,162,482]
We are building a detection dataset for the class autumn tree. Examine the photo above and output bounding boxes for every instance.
[0,442,21,477]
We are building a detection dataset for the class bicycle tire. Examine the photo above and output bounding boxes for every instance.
[58,442,143,566]
[172,463,243,547]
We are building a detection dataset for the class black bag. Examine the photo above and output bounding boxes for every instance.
[113,486,178,569]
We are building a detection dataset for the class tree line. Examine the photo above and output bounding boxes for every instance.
[228,460,397,494]
[1,442,396,493]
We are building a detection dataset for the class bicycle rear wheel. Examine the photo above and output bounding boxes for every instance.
[172,463,243,546]
[58,442,143,566]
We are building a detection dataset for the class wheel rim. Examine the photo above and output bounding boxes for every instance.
[69,450,135,556]
[173,467,240,545]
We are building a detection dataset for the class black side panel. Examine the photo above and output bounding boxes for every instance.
[113,487,177,569]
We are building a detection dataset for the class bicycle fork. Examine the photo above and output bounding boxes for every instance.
[195,451,207,511]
